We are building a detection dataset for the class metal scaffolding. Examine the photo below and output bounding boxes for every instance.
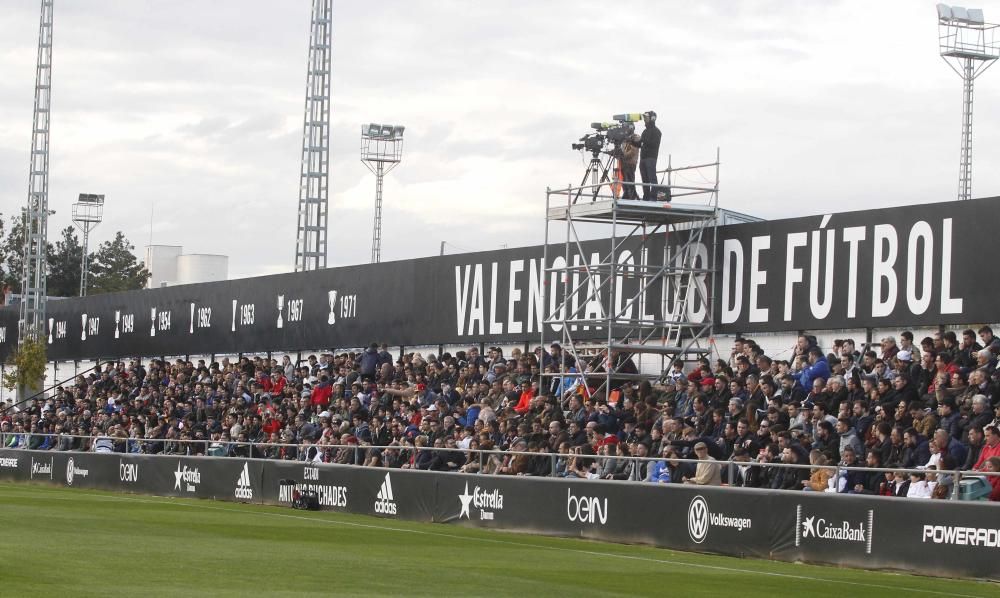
[541,149,720,402]
[19,0,54,343]
[294,0,332,271]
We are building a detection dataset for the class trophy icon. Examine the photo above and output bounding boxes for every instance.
[81,313,88,341]
[150,307,157,337]
[190,303,195,334]
[277,295,285,329]
[48,318,54,344]
[114,310,120,339]
[328,290,338,325]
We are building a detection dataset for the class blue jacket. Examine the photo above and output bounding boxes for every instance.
[799,357,831,390]
[460,405,481,427]
[943,437,968,467]
[648,460,672,483]
[358,348,379,376]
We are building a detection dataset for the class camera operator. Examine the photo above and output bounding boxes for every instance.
[620,134,640,200]
[639,111,662,201]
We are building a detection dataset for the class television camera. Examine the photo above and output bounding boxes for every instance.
[571,113,642,155]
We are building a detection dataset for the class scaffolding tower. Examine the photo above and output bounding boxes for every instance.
[294,0,332,271]
[540,149,720,402]
[19,0,54,344]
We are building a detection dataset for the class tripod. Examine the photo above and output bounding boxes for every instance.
[573,150,616,204]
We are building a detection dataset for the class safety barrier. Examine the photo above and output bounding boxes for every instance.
[0,448,996,580]
[6,434,999,494]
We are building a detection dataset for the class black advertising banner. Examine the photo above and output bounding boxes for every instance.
[264,460,352,512]
[714,198,992,333]
[431,474,770,558]
[770,492,876,567]
[0,449,997,580]
[0,195,996,360]
[0,450,263,502]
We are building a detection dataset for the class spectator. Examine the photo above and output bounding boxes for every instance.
[681,442,721,486]
[1,330,994,503]
[983,457,1000,501]
[802,450,833,492]
[836,417,863,461]
[974,425,1000,470]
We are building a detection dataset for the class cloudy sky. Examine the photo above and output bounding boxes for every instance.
[0,0,997,279]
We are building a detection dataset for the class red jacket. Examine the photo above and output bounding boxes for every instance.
[974,441,1000,470]
[262,418,282,436]
[310,383,333,408]
[514,389,535,414]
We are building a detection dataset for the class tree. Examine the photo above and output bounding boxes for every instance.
[1,213,25,292]
[2,335,47,400]
[47,226,84,297]
[88,231,149,294]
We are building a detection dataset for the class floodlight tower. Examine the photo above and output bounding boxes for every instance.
[294,0,332,271]
[19,0,54,344]
[360,123,404,263]
[72,194,104,296]
[937,4,999,201]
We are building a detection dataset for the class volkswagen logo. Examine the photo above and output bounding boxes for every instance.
[66,457,75,486]
[687,495,709,544]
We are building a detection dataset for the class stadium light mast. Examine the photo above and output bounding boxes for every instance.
[937,4,999,201]
[72,193,104,296]
[294,0,332,271]
[360,123,404,263]
[19,0,54,347]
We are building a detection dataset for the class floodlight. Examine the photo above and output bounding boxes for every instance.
[72,193,106,296]
[937,4,999,200]
[360,121,405,264]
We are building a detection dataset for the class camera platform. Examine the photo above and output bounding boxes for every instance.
[546,198,716,226]
[541,149,723,400]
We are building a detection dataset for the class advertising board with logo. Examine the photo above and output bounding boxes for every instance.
[64,456,90,486]
[0,449,997,581]
[119,459,140,484]
[458,482,504,522]
[794,504,874,555]
[373,472,397,516]
[30,456,53,480]
[565,487,608,526]
[173,462,200,493]
[235,462,254,501]
[275,465,348,509]
[686,495,753,545]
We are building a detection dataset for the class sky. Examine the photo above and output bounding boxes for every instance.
[0,0,997,279]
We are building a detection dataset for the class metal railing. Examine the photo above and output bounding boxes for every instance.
[2,433,997,501]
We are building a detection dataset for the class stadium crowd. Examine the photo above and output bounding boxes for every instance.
[3,330,1000,500]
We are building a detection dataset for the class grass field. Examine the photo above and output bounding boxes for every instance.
[0,482,997,597]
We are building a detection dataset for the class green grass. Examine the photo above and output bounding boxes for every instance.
[0,482,997,597]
